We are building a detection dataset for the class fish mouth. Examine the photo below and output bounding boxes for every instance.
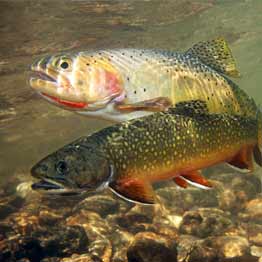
[32,71,57,83]
[31,178,83,196]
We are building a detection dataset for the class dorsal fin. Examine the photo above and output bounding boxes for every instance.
[169,100,209,117]
[186,37,240,78]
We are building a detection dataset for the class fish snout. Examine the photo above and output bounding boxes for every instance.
[31,163,49,179]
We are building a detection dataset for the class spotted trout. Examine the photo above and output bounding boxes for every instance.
[31,100,262,204]
[30,38,257,122]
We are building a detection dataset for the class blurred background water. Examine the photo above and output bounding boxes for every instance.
[1,1,262,261]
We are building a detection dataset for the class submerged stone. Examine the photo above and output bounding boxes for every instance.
[179,208,232,238]
[127,232,177,262]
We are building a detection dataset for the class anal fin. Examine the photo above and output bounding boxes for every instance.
[115,97,172,112]
[109,177,155,204]
[181,170,212,189]
[227,146,254,172]
[173,176,188,188]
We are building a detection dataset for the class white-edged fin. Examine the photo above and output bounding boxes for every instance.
[225,163,252,174]
[108,187,154,205]
[180,176,212,190]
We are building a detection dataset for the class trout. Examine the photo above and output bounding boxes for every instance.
[30,38,257,122]
[31,100,262,204]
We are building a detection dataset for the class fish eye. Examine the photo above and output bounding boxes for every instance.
[56,161,68,175]
[60,61,69,69]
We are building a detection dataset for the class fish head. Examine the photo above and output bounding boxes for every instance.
[30,52,125,111]
[31,144,111,195]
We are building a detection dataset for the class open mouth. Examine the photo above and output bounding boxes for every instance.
[32,71,56,83]
[31,178,82,195]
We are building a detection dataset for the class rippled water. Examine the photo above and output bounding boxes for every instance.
[1,1,262,261]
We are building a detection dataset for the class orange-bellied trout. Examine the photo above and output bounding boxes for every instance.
[31,100,262,204]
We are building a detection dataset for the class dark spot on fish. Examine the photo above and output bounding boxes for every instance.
[144,88,146,92]
[78,80,84,86]
[86,63,90,66]
[127,77,130,81]
[134,91,137,94]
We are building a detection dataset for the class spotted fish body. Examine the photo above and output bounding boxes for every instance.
[31,101,262,204]
[30,38,257,122]
[101,106,258,180]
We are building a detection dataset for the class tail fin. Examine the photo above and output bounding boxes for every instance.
[254,107,262,166]
[186,37,240,78]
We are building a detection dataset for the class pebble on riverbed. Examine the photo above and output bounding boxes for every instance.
[0,171,261,262]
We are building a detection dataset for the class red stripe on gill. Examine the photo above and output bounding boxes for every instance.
[42,93,87,109]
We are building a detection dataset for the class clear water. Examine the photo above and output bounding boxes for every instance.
[1,0,262,260]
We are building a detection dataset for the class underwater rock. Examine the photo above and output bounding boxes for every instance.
[245,224,262,246]
[251,245,262,258]
[246,197,262,217]
[0,195,24,219]
[88,238,112,262]
[66,210,110,241]
[179,208,232,238]
[110,204,154,233]
[60,254,93,262]
[126,232,177,262]
[32,225,89,257]
[176,235,207,262]
[38,210,64,227]
[7,211,40,235]
[206,236,251,259]
[66,210,112,261]
[73,194,120,218]
[207,172,261,201]
[0,203,16,220]
[239,197,262,224]
[0,223,88,261]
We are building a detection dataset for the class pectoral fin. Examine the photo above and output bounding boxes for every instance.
[227,146,254,172]
[186,37,240,77]
[109,177,155,204]
[115,97,172,112]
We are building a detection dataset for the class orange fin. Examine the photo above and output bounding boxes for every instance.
[115,97,172,112]
[227,146,254,172]
[253,144,262,167]
[181,170,212,189]
[109,177,155,204]
[173,176,188,188]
